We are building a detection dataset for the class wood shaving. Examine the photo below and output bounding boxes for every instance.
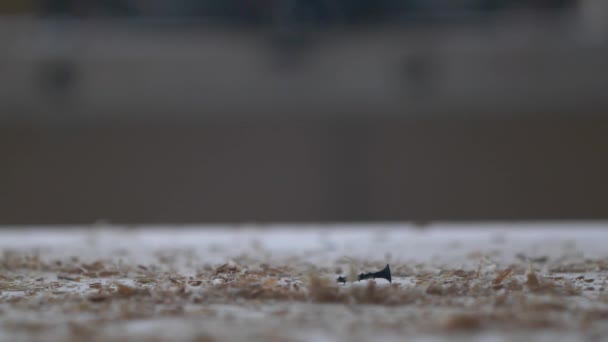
[1,228,608,342]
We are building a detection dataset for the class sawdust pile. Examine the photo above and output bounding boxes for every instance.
[1,249,608,341]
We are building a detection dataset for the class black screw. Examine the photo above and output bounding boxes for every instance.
[337,264,391,284]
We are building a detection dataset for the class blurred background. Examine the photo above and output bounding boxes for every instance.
[1,0,607,224]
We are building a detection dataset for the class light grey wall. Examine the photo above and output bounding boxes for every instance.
[1,16,607,123]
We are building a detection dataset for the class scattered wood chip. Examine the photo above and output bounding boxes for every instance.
[116,283,135,296]
[442,314,482,331]
[215,261,241,275]
[58,274,80,282]
[262,278,278,288]
[494,268,513,285]
[82,261,105,271]
[526,271,540,291]
[135,277,156,284]
[169,277,183,285]
[87,293,109,302]
[98,271,119,277]
[62,267,85,275]
[426,283,444,296]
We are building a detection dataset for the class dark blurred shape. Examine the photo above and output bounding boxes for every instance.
[39,0,136,17]
[32,0,580,22]
[39,59,78,94]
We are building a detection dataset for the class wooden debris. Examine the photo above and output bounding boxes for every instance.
[494,268,513,285]
[526,271,540,291]
[58,274,81,282]
[98,271,120,277]
[442,314,482,331]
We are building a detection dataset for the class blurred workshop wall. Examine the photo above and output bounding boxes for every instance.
[2,1,608,224]
[3,118,608,224]
[0,1,35,14]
